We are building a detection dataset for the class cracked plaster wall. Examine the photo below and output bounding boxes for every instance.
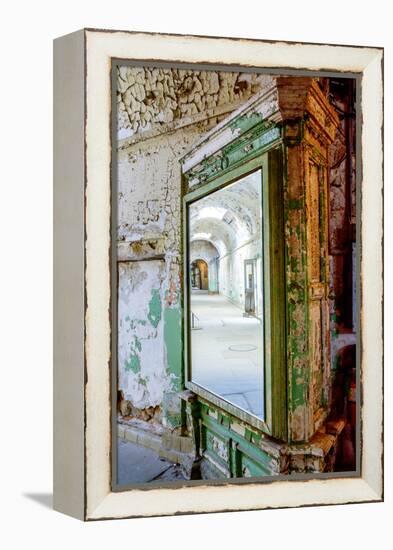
[117,66,267,141]
[116,69,356,438]
[117,67,266,427]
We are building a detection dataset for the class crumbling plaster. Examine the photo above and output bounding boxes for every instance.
[116,67,356,468]
[117,67,267,425]
[117,66,268,141]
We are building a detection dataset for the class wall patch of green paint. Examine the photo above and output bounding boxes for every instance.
[164,306,182,390]
[147,288,162,328]
[134,336,142,352]
[125,353,140,373]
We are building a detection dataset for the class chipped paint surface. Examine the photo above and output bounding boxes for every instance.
[117,67,270,141]
[163,307,182,389]
[117,131,193,420]
[117,67,269,422]
[116,68,354,477]
[118,260,177,409]
[207,432,229,462]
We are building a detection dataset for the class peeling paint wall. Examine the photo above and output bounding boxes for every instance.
[116,69,356,475]
[118,260,170,409]
[118,132,190,427]
[117,67,268,141]
[117,66,267,428]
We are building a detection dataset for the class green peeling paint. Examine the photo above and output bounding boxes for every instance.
[184,122,280,190]
[164,306,182,390]
[134,337,142,352]
[124,335,143,373]
[147,288,162,328]
[125,353,140,373]
[229,112,264,134]
[138,376,148,387]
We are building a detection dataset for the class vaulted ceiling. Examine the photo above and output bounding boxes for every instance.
[189,169,262,258]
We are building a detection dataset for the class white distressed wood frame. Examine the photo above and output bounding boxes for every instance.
[53,29,383,521]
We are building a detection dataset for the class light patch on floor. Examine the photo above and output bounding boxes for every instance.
[190,291,264,418]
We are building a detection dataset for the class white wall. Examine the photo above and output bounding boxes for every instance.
[218,238,262,313]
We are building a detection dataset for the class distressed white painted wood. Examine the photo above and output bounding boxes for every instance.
[53,29,383,520]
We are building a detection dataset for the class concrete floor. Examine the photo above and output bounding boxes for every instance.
[117,439,185,485]
[190,291,264,418]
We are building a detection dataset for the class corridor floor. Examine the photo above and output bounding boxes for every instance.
[190,291,264,418]
[117,439,185,485]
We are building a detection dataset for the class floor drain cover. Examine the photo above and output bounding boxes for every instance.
[228,344,257,352]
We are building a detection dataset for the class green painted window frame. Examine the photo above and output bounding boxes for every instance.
[182,146,287,440]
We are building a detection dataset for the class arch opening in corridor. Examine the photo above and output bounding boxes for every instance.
[187,168,264,419]
[190,259,209,290]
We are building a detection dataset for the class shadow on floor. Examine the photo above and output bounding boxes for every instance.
[117,438,186,485]
[23,493,53,509]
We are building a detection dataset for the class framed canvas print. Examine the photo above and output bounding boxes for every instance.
[53,29,383,520]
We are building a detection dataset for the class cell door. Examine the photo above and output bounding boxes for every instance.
[244,259,257,317]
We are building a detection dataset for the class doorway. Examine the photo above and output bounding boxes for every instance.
[191,259,209,290]
[244,259,258,317]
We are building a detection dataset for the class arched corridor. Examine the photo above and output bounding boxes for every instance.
[111,68,360,485]
[188,170,264,418]
[190,259,209,290]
